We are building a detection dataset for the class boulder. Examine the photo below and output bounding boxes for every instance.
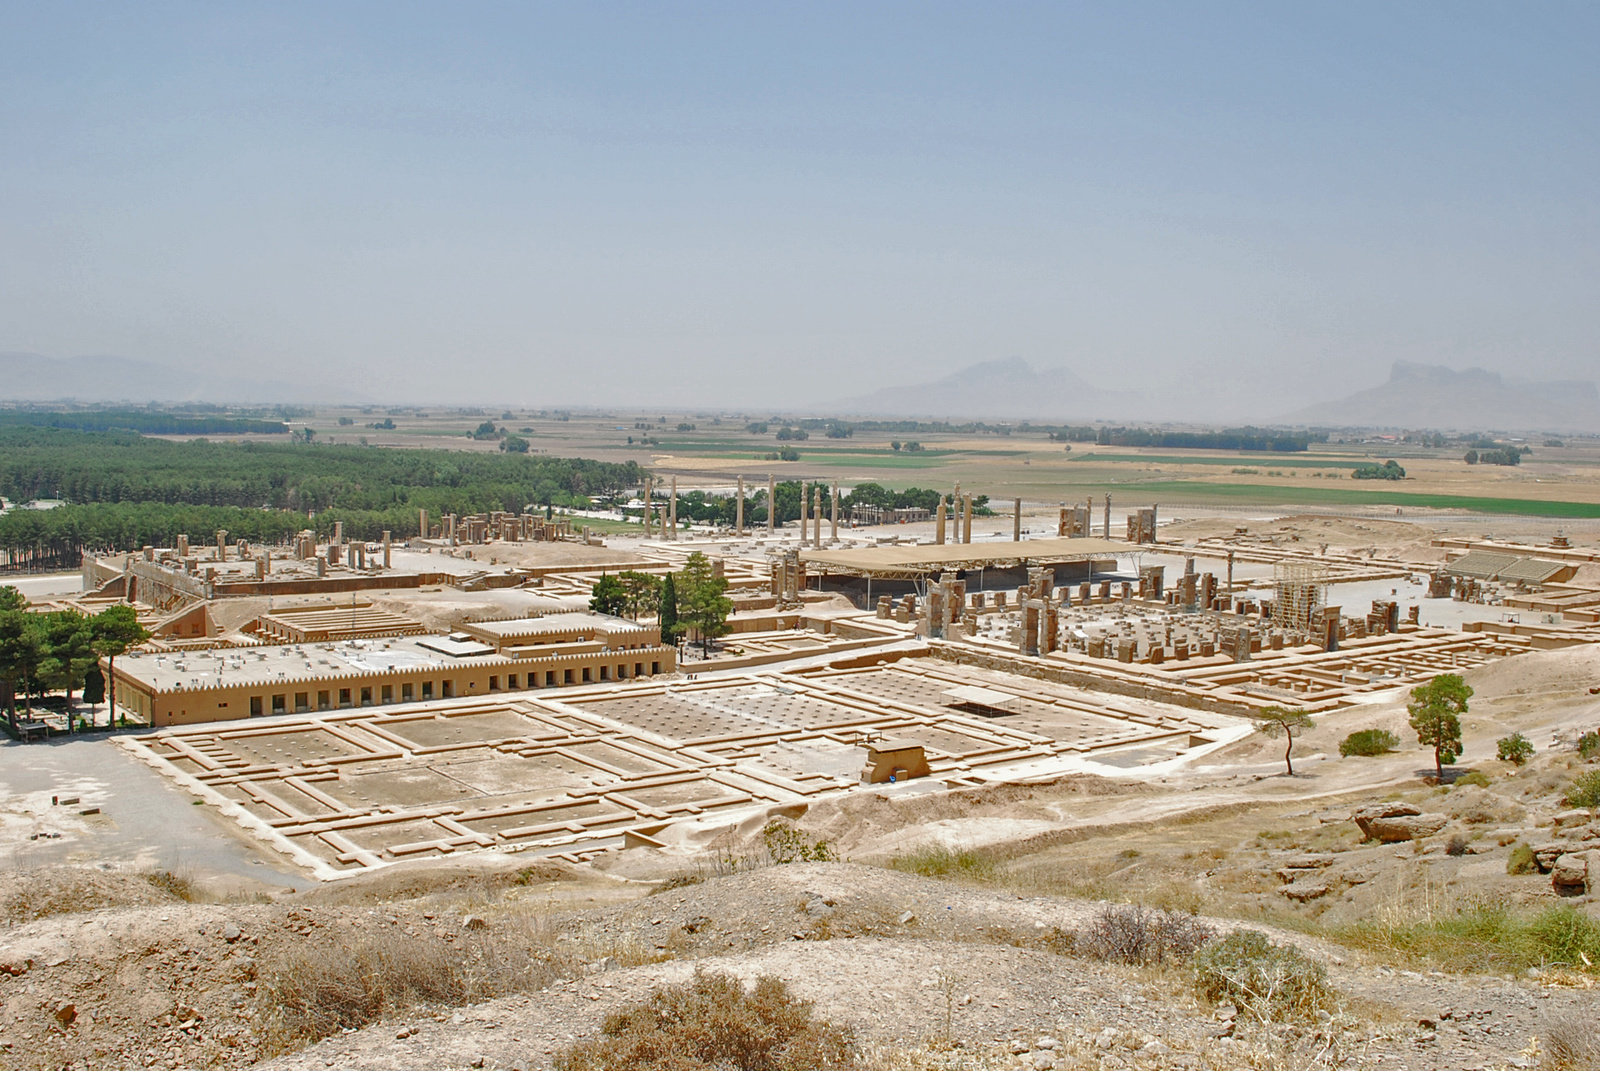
[1532,843,1568,873]
[1353,802,1421,840]
[1550,852,1589,892]
[1364,813,1448,843]
[1552,809,1592,831]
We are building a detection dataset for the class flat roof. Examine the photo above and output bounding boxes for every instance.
[1447,551,1568,584]
[118,634,507,693]
[463,612,647,640]
[800,536,1126,578]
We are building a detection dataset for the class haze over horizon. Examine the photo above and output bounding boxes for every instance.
[3,4,1597,415]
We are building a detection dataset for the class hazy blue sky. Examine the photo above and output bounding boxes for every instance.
[2,3,1597,412]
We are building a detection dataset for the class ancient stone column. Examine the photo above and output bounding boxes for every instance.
[962,495,973,544]
[382,531,392,569]
[334,520,344,546]
[643,476,653,538]
[1104,494,1112,540]
[216,530,227,561]
[813,488,823,550]
[935,500,947,544]
[1014,498,1022,541]
[419,508,429,540]
[767,474,776,536]
[830,482,839,541]
[668,477,678,540]
[736,476,745,535]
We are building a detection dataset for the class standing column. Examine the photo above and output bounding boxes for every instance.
[216,529,228,561]
[643,477,653,538]
[419,508,429,540]
[1227,550,1235,596]
[964,495,974,543]
[382,530,391,569]
[830,482,839,541]
[1014,498,1022,541]
[813,488,823,550]
[935,499,947,544]
[767,474,776,536]
[1104,494,1112,540]
[668,476,678,540]
[800,486,809,543]
[736,476,745,535]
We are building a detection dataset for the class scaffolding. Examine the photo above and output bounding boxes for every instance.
[1272,560,1329,633]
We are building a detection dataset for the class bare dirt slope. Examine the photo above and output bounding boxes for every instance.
[4,862,1595,1071]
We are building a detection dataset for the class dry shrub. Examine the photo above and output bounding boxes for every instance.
[143,869,197,902]
[1445,834,1470,857]
[1074,904,1213,966]
[1543,1009,1600,1070]
[555,970,854,1071]
[1191,929,1331,1023]
[256,921,561,1053]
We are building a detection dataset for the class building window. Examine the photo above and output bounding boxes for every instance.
[546,671,557,687]
[489,675,499,691]
[250,696,263,717]
[507,674,519,689]
[360,687,372,706]
[381,685,393,703]
[295,692,309,712]
[563,669,573,685]
[651,661,660,675]
[599,666,609,681]
[271,694,286,714]
[618,664,626,679]
[422,682,433,699]
[318,690,330,710]
[634,662,643,677]
[339,688,351,707]
[402,683,414,701]
[582,667,591,683]
[442,680,454,698]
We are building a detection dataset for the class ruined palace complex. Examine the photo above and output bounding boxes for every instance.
[16,474,1595,877]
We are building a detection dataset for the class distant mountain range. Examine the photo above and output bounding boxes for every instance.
[0,351,356,405]
[1282,361,1600,433]
[836,357,1141,421]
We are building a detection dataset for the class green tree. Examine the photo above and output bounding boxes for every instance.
[1496,732,1534,766]
[500,435,530,453]
[1251,705,1316,776]
[589,574,628,617]
[618,571,663,620]
[676,551,732,656]
[39,611,95,710]
[82,665,105,707]
[91,604,151,728]
[1408,673,1472,780]
[0,611,46,716]
[658,572,682,647]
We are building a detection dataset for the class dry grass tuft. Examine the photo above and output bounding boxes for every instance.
[255,918,564,1053]
[555,970,854,1071]
[1543,1009,1600,1071]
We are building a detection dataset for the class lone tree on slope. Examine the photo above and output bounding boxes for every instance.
[1408,673,1472,781]
[1251,705,1316,776]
